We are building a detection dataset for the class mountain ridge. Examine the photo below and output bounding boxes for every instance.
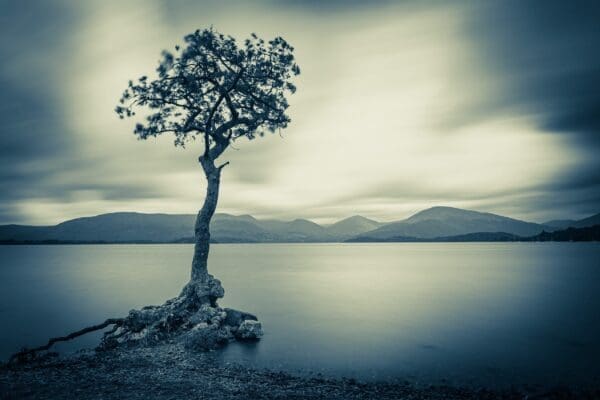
[0,208,598,244]
[353,206,552,240]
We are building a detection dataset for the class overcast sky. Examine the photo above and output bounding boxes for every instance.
[1,0,599,225]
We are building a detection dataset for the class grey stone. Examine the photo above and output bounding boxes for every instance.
[223,308,258,328]
[235,320,263,340]
[183,325,233,351]
[125,308,161,332]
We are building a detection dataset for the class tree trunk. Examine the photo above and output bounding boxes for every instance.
[191,155,221,282]
[180,142,227,304]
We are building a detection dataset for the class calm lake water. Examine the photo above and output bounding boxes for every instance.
[1,243,599,387]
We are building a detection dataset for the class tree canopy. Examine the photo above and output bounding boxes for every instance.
[116,28,300,159]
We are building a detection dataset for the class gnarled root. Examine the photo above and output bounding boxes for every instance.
[100,274,262,351]
[9,275,262,364]
[9,318,124,364]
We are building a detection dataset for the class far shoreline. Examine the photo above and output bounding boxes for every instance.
[1,238,599,245]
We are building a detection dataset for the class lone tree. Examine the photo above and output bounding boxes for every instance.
[116,29,299,303]
[10,28,299,362]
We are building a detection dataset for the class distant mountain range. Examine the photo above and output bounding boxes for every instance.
[351,207,546,241]
[542,213,600,230]
[0,206,598,244]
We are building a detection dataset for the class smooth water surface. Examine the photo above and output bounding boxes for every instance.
[0,243,599,387]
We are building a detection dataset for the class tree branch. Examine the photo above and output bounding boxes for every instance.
[223,92,238,120]
[203,132,210,157]
[212,117,252,139]
[235,81,281,113]
[183,109,203,133]
[206,68,245,139]
[9,318,124,364]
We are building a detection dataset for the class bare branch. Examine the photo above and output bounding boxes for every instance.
[9,318,124,364]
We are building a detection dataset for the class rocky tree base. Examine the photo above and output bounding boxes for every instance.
[10,274,262,363]
[101,274,263,352]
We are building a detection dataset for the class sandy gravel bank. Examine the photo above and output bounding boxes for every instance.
[1,344,596,399]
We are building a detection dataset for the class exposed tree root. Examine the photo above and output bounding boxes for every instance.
[99,275,262,352]
[9,275,263,364]
[9,318,124,364]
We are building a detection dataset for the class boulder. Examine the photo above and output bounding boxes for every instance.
[235,320,263,340]
[223,308,258,328]
[183,324,233,351]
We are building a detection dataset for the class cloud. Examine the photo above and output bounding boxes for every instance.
[465,0,600,144]
[0,1,79,213]
[0,0,598,225]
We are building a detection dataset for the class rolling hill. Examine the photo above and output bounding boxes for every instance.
[543,213,600,230]
[572,213,600,228]
[351,206,549,240]
[542,219,577,230]
[0,213,339,243]
[325,216,383,239]
[1,208,598,243]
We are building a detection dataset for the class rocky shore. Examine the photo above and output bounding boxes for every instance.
[1,344,597,400]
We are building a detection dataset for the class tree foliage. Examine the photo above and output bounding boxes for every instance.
[116,28,300,157]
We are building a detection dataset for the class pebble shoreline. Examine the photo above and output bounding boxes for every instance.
[1,344,597,399]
